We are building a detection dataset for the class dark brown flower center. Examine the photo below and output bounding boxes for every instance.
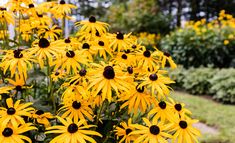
[37,13,43,17]
[132,45,137,49]
[82,43,90,49]
[103,66,115,79]
[2,128,13,137]
[149,73,158,81]
[72,101,81,109]
[127,66,133,74]
[28,3,34,8]
[125,128,132,135]
[89,16,96,23]
[13,50,23,58]
[60,0,66,4]
[121,54,127,59]
[7,107,16,115]
[143,50,151,57]
[164,52,171,57]
[79,69,87,76]
[98,41,104,46]
[174,104,182,111]
[64,38,71,43]
[149,125,160,135]
[36,110,44,115]
[67,123,78,133]
[116,32,124,40]
[0,7,7,11]
[15,85,22,91]
[158,101,166,109]
[66,51,75,58]
[39,38,50,48]
[179,121,188,129]
[55,72,60,76]
[136,85,144,93]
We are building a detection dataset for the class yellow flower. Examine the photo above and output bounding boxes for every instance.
[59,96,94,122]
[46,116,102,143]
[138,70,175,98]
[1,49,36,78]
[29,38,62,68]
[0,86,15,95]
[50,0,77,19]
[37,25,62,41]
[0,122,37,143]
[148,100,176,123]
[32,110,54,127]
[87,62,132,102]
[115,118,136,143]
[109,32,133,52]
[130,118,172,143]
[119,84,156,114]
[168,117,201,143]
[0,7,14,25]
[224,39,229,45]
[75,16,109,39]
[0,98,34,127]
[52,50,90,74]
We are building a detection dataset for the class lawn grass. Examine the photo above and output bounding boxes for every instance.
[171,91,235,143]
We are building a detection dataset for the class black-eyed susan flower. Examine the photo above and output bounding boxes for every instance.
[167,97,192,118]
[52,49,90,74]
[46,116,102,143]
[37,25,62,41]
[1,49,36,78]
[0,122,37,143]
[29,38,61,68]
[135,48,161,71]
[148,100,175,123]
[59,96,94,122]
[78,42,97,61]
[75,16,109,38]
[119,85,155,114]
[109,32,133,52]
[51,70,66,82]
[32,110,54,127]
[159,51,177,69]
[87,62,132,102]
[130,118,172,143]
[50,0,77,18]
[138,70,174,98]
[168,117,201,143]
[0,7,14,25]
[6,74,31,93]
[115,118,136,143]
[91,36,113,60]
[53,37,81,51]
[0,98,34,127]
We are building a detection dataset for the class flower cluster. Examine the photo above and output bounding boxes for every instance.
[0,0,200,143]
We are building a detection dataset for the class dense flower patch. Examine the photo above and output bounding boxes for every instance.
[0,0,200,143]
[161,10,235,68]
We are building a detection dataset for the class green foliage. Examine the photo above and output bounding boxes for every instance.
[105,0,172,34]
[170,67,235,103]
[209,69,235,103]
[160,25,235,68]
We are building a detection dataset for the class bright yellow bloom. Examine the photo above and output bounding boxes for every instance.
[87,62,132,102]
[0,122,37,143]
[32,110,54,127]
[0,7,14,25]
[46,116,102,143]
[131,118,172,143]
[115,118,137,143]
[109,32,133,52]
[0,98,34,127]
[37,25,62,41]
[224,40,229,45]
[1,49,36,78]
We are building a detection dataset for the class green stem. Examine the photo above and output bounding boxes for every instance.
[61,15,66,38]
[95,101,105,126]
[46,59,56,113]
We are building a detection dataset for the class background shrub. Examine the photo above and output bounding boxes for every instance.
[160,15,235,68]
[209,69,235,103]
